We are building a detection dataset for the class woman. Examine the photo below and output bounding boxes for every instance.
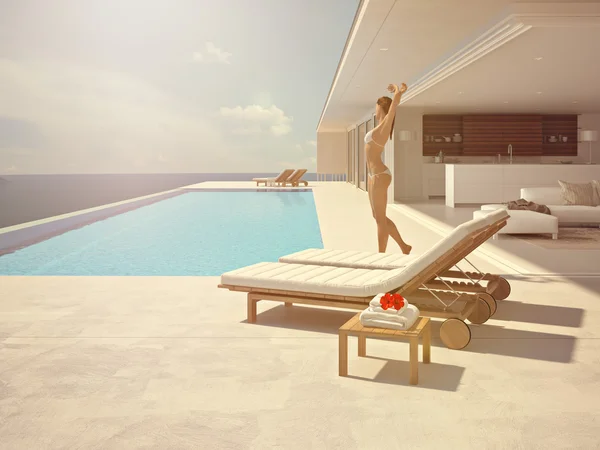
[365,82,412,254]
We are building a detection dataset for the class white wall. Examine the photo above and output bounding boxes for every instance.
[317,131,347,174]
[393,107,425,201]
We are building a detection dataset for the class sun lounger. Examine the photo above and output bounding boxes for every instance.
[283,168,308,187]
[278,211,511,302]
[219,209,509,349]
[253,169,294,187]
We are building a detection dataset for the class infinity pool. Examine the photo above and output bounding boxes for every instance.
[0,190,324,275]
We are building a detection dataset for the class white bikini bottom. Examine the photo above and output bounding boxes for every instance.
[368,168,392,178]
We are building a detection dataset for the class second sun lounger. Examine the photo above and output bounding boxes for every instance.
[253,169,294,187]
[283,169,308,187]
[219,209,509,350]
[278,211,511,301]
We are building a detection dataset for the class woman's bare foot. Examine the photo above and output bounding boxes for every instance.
[401,244,412,255]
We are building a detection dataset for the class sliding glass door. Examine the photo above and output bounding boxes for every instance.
[347,130,353,183]
[353,128,359,187]
[351,129,356,184]
[365,118,374,192]
[357,123,366,190]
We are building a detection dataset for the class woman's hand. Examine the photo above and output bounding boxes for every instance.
[387,83,407,95]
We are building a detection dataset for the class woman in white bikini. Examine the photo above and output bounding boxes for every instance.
[365,82,412,254]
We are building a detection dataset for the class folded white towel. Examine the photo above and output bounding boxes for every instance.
[359,304,420,331]
[370,306,399,314]
[369,293,408,314]
[369,294,387,308]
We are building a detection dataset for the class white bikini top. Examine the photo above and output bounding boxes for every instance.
[364,129,384,147]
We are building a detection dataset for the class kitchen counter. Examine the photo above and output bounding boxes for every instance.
[445,163,600,207]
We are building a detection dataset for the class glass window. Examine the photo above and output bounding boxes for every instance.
[353,134,356,183]
[350,129,355,184]
[358,123,366,190]
[365,119,374,192]
[347,131,351,182]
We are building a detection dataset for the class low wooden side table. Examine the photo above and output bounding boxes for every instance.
[339,313,431,385]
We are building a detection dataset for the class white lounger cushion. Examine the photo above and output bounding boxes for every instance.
[278,209,509,271]
[222,262,406,297]
[279,249,419,270]
[222,209,508,297]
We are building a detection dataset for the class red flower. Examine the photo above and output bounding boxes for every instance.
[379,293,393,310]
[379,292,406,311]
[392,293,405,311]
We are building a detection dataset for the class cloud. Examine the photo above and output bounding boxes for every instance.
[307,140,317,147]
[275,143,316,172]
[218,104,293,136]
[192,42,232,64]
[0,58,231,173]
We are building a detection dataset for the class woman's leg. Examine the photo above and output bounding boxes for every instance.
[372,174,412,254]
[367,174,377,218]
[371,174,392,252]
[386,217,412,254]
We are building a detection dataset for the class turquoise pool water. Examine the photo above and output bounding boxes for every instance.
[0,190,324,275]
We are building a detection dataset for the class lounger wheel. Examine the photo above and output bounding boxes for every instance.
[478,293,497,316]
[486,277,511,301]
[440,319,471,350]
[467,297,492,325]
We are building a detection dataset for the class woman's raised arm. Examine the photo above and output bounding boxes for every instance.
[377,83,407,140]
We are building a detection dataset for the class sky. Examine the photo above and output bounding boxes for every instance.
[0,0,358,174]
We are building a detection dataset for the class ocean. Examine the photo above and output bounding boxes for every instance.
[0,173,318,228]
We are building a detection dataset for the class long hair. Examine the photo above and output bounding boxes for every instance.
[377,96,395,140]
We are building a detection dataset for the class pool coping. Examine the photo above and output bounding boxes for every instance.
[0,185,314,256]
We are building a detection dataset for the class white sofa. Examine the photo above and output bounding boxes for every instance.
[475,207,558,239]
[521,187,600,226]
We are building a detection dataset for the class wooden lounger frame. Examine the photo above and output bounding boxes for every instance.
[281,169,308,187]
[426,217,511,300]
[218,214,508,349]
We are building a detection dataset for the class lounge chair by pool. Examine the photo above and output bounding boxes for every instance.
[218,209,509,350]
[278,213,511,302]
[283,168,308,187]
[252,169,294,187]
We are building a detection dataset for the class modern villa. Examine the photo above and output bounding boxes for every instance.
[316,0,600,205]
[1,1,600,448]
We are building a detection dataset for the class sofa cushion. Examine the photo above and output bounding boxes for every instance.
[558,180,596,206]
[548,205,600,224]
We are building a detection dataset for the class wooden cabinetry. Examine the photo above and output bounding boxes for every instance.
[541,115,578,156]
[462,115,543,156]
[422,114,578,157]
[422,115,463,156]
